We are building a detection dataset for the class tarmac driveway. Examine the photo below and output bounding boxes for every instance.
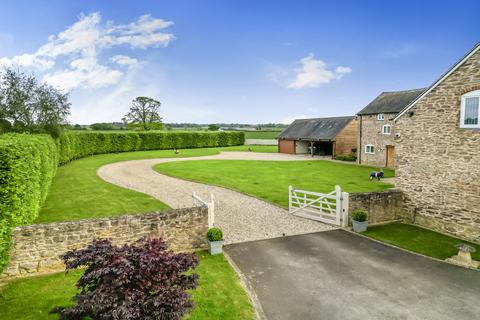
[225,230,480,320]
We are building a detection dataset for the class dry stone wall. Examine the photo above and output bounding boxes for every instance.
[349,190,404,225]
[395,49,480,243]
[1,207,208,279]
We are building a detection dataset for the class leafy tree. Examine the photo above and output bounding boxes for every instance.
[123,96,163,131]
[90,122,118,131]
[52,238,199,320]
[0,67,70,136]
[208,124,220,131]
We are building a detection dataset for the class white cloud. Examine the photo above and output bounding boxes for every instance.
[0,12,174,91]
[335,66,352,78]
[110,55,138,67]
[287,54,351,89]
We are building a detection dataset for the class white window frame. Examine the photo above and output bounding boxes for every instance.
[460,90,480,129]
[382,124,391,135]
[365,144,375,154]
[377,113,385,121]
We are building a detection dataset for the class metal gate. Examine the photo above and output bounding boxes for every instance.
[289,185,348,227]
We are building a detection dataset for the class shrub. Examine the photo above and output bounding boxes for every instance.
[52,238,199,320]
[352,209,368,222]
[58,131,244,164]
[0,133,58,270]
[0,130,243,271]
[206,227,223,242]
[335,154,357,162]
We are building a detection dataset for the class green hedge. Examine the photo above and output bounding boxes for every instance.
[0,130,244,270]
[58,131,244,164]
[0,134,58,270]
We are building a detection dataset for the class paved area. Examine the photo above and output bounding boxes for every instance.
[98,152,334,244]
[226,230,480,320]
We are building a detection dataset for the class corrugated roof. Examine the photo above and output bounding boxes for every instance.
[357,88,427,115]
[277,116,355,141]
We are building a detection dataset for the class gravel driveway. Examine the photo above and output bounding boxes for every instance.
[98,152,335,244]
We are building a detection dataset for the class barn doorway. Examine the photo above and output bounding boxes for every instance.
[386,145,395,168]
[313,141,333,156]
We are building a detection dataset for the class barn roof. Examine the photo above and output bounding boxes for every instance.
[277,116,355,141]
[357,88,426,115]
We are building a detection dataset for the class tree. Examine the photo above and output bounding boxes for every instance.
[123,96,163,131]
[52,238,199,320]
[0,67,71,136]
[208,124,220,131]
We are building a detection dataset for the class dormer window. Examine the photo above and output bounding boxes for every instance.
[460,90,480,128]
[377,114,385,121]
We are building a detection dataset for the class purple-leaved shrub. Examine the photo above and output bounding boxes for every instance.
[51,238,199,320]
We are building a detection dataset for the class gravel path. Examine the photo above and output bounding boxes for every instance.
[98,152,335,244]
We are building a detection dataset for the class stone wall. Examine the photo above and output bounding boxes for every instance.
[358,113,397,167]
[395,49,480,243]
[1,207,208,279]
[349,190,404,225]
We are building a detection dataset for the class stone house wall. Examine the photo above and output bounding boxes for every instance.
[1,207,208,279]
[395,49,480,243]
[334,118,358,155]
[348,190,404,225]
[358,113,397,167]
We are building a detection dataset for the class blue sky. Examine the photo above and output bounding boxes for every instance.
[0,0,478,124]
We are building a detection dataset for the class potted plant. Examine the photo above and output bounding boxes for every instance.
[206,227,224,255]
[351,209,368,233]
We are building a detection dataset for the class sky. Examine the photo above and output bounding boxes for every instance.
[0,0,478,125]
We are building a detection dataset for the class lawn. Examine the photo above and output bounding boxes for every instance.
[363,223,480,261]
[154,160,394,208]
[244,131,280,139]
[0,252,254,320]
[36,145,276,224]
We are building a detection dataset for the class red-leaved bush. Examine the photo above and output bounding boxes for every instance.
[51,238,199,320]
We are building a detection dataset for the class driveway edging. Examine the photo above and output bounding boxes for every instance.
[223,252,267,320]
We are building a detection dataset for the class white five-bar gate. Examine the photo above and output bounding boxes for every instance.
[289,185,349,227]
[192,192,215,228]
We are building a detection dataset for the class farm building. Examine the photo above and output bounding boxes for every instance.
[394,43,480,243]
[357,88,425,168]
[277,116,357,158]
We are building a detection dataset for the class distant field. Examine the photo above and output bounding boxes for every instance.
[244,131,281,139]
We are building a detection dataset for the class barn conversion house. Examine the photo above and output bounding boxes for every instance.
[357,88,425,168]
[394,43,480,243]
[277,116,357,158]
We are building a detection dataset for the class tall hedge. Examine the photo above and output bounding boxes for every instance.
[0,134,58,269]
[0,130,244,270]
[58,131,244,164]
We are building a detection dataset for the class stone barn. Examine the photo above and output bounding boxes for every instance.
[277,116,357,158]
[394,43,480,243]
[357,88,425,168]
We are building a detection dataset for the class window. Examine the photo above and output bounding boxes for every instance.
[377,114,385,121]
[365,144,375,154]
[460,90,480,128]
[382,124,391,134]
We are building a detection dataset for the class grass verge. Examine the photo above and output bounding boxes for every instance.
[155,160,394,208]
[0,252,254,320]
[36,145,276,224]
[363,223,480,261]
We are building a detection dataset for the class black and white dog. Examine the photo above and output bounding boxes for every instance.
[370,170,384,180]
